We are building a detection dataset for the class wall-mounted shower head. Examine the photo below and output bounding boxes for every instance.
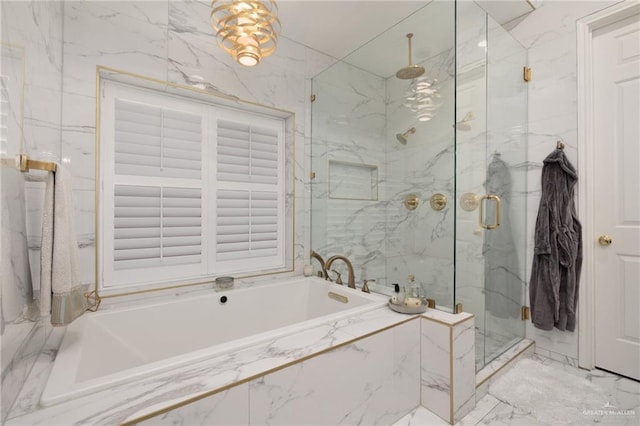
[396,33,425,80]
[454,111,475,131]
[396,127,416,145]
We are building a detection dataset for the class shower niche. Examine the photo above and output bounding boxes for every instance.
[310,0,528,371]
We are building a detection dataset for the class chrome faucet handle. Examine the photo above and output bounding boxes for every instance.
[331,269,343,285]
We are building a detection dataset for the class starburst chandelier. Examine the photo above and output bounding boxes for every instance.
[210,0,281,67]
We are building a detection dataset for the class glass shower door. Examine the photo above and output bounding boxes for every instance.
[455,2,528,370]
[482,14,528,368]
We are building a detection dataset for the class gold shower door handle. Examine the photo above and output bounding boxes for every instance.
[479,194,501,230]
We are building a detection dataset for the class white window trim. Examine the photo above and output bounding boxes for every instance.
[98,79,287,292]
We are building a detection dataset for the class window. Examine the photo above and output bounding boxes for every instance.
[99,80,286,290]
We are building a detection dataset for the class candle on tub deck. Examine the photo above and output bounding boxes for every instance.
[404,297,421,308]
[303,264,313,277]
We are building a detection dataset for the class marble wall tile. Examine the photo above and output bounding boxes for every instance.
[1,1,62,421]
[249,323,417,426]
[421,314,476,424]
[393,319,421,411]
[421,318,451,422]
[309,59,387,286]
[0,168,34,323]
[1,0,63,322]
[1,2,63,92]
[5,326,63,420]
[1,321,50,422]
[138,384,249,426]
[62,1,169,98]
[452,319,476,422]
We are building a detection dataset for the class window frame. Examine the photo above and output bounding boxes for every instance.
[96,73,293,295]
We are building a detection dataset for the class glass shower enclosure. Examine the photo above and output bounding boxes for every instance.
[310,0,528,371]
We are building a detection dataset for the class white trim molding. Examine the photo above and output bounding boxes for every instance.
[576,0,640,371]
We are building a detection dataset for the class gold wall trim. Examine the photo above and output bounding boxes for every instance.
[475,340,534,388]
[93,66,297,303]
[120,316,419,425]
[449,325,454,425]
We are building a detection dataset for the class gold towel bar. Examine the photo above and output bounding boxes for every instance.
[0,154,57,172]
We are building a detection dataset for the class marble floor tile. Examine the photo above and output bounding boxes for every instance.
[395,354,639,426]
[393,406,449,426]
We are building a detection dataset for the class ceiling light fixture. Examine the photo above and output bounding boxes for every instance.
[210,0,281,67]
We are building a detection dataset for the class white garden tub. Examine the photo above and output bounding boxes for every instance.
[41,277,385,406]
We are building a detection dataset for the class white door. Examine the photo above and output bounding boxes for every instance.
[593,12,640,381]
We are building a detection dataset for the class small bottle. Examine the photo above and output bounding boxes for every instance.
[405,275,421,307]
[397,283,406,305]
[408,274,420,298]
[391,284,400,304]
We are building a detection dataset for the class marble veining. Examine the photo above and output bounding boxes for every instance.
[452,320,476,422]
[420,313,476,423]
[1,1,63,421]
[6,296,427,425]
[396,350,639,426]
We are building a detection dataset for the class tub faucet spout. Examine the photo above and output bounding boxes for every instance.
[325,255,356,289]
[310,250,329,279]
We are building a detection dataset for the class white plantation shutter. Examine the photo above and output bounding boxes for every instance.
[215,115,283,269]
[114,100,202,179]
[113,185,202,270]
[217,120,279,184]
[101,80,286,289]
[216,190,279,260]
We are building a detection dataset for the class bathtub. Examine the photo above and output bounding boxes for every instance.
[41,277,385,406]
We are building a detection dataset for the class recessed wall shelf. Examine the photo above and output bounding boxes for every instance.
[328,160,378,201]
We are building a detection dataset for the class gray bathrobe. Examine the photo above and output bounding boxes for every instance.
[529,149,582,332]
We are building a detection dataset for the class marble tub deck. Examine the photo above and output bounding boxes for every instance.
[7,298,434,425]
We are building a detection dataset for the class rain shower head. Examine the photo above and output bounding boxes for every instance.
[396,127,416,145]
[396,33,425,80]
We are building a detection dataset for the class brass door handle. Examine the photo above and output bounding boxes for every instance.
[598,235,612,246]
[479,194,501,230]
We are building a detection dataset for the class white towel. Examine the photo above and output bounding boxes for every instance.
[40,165,87,325]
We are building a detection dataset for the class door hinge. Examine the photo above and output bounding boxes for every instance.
[523,66,532,82]
[310,171,316,179]
[521,306,530,321]
[455,303,463,314]
[310,94,316,102]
